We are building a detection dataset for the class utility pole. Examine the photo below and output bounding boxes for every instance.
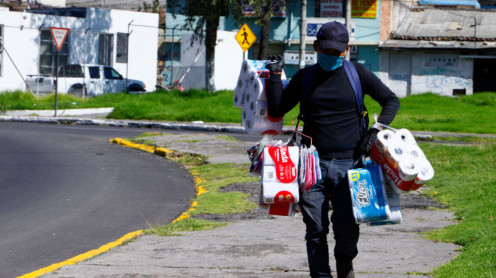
[345,0,351,60]
[299,0,307,69]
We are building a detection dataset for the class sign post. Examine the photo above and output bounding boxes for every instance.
[50,27,70,117]
[235,23,256,60]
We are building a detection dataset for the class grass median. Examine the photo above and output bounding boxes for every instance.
[3,89,496,277]
[1,90,495,134]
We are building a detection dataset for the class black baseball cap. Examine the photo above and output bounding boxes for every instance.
[316,21,349,52]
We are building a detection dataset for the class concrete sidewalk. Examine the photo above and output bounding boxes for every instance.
[36,130,459,278]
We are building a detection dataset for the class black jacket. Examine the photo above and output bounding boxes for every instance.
[267,63,400,159]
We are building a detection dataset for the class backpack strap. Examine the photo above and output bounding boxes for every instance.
[343,60,369,136]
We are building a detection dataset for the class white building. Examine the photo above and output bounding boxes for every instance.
[0,7,158,92]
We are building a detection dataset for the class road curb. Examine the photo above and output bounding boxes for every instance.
[0,115,247,133]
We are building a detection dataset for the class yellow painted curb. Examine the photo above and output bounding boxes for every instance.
[17,230,142,278]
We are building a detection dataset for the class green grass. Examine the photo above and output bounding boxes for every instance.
[420,139,496,278]
[0,90,112,111]
[145,218,227,236]
[2,90,495,134]
[189,163,258,216]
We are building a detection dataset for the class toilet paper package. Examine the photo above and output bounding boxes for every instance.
[347,160,390,224]
[261,145,300,204]
[263,146,299,183]
[371,135,420,192]
[367,176,403,226]
[410,158,435,191]
[372,143,416,192]
[235,59,289,135]
[242,99,283,135]
[371,127,435,192]
[262,180,299,204]
[258,185,296,216]
[368,206,402,226]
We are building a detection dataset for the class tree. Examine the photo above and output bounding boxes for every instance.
[168,0,230,92]
[241,0,286,60]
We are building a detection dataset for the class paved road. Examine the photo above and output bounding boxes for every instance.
[0,122,195,277]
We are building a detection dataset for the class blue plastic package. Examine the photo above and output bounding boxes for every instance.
[347,160,390,224]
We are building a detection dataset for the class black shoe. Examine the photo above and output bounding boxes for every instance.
[336,260,355,278]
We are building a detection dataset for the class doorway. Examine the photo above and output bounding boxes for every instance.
[473,59,496,93]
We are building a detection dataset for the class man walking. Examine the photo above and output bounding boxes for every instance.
[265,21,400,278]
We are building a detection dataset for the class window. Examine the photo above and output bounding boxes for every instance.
[98,34,114,66]
[103,67,122,80]
[39,29,70,75]
[0,25,3,77]
[88,67,100,79]
[116,33,128,63]
[58,64,83,77]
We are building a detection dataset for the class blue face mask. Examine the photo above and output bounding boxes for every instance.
[317,53,345,72]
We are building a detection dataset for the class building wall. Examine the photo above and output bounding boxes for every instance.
[165,0,384,80]
[0,8,158,92]
[411,52,473,96]
[380,50,474,97]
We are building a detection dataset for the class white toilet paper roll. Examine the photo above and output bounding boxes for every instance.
[233,77,248,108]
[242,97,283,134]
[388,207,403,223]
[375,130,396,153]
[396,128,417,146]
[398,155,418,181]
[246,77,266,101]
[386,140,411,163]
[243,115,283,135]
[415,159,435,185]
[407,145,426,161]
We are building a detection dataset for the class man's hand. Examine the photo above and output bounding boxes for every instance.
[360,128,380,156]
[265,55,284,73]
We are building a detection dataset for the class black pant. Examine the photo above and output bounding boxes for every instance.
[299,158,359,278]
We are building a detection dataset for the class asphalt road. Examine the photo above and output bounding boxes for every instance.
[0,122,196,277]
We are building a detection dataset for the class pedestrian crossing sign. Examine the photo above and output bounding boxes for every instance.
[235,23,257,52]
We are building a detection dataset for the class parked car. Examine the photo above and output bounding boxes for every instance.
[26,64,146,96]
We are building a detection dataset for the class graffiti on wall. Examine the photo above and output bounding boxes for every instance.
[425,76,472,94]
[419,56,471,94]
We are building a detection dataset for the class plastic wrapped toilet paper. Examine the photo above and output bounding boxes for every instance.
[408,145,426,161]
[368,207,402,226]
[235,59,289,135]
[386,140,412,164]
[233,77,248,108]
[371,127,434,193]
[398,155,418,182]
[242,99,283,135]
[410,159,435,190]
[348,161,390,224]
[374,129,396,154]
[258,185,296,216]
[262,146,300,204]
[396,128,417,146]
[367,179,402,226]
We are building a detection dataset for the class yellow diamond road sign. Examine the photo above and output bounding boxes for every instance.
[235,23,257,52]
